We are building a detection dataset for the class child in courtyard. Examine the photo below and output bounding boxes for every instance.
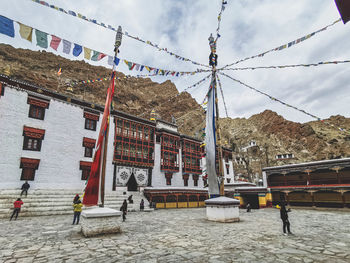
[72,200,83,225]
[10,198,23,221]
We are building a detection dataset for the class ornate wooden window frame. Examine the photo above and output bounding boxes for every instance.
[20,157,40,181]
[22,126,45,151]
[80,161,92,180]
[27,96,50,120]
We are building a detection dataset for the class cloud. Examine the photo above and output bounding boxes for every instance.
[0,0,349,123]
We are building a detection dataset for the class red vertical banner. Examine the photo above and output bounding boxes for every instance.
[83,72,116,206]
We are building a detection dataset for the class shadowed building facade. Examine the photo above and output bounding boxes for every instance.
[264,158,350,208]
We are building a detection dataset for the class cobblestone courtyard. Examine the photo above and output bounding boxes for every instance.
[1,208,350,263]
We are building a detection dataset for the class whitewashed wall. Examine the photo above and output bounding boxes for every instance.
[0,85,116,191]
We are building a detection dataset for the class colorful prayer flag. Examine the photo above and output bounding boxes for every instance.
[35,29,48,48]
[62,39,72,54]
[107,56,113,66]
[18,23,33,42]
[0,15,14,38]
[57,68,62,76]
[50,35,61,50]
[91,50,100,61]
[72,44,82,57]
[84,47,91,60]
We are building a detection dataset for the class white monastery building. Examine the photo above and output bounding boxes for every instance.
[0,74,235,208]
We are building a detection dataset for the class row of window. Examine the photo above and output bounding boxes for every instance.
[165,173,201,186]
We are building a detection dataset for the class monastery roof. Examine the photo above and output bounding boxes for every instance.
[263,157,350,172]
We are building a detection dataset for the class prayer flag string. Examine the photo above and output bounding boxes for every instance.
[0,15,210,78]
[216,74,229,118]
[29,0,210,68]
[219,18,341,70]
[219,59,350,71]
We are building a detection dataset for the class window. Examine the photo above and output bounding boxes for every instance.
[226,164,230,175]
[20,158,40,181]
[183,174,189,187]
[27,96,49,120]
[29,105,45,120]
[80,161,92,180]
[182,139,202,175]
[22,126,45,152]
[193,174,199,186]
[161,134,180,172]
[23,137,41,151]
[84,111,99,131]
[165,173,172,186]
[85,119,96,131]
[83,137,96,158]
[114,117,155,166]
[85,147,93,158]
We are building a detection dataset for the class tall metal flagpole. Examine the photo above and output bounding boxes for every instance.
[208,34,225,196]
[99,26,123,207]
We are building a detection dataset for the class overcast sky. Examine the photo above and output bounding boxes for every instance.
[1,0,349,123]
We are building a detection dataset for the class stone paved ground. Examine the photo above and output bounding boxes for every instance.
[1,208,350,263]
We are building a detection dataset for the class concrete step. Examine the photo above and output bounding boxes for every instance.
[0,189,151,218]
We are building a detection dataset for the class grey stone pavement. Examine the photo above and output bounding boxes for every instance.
[1,208,350,263]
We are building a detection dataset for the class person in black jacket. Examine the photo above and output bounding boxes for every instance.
[280,203,292,235]
[120,200,128,222]
[20,181,30,197]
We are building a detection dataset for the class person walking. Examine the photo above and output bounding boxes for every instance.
[280,203,292,235]
[20,181,30,197]
[72,200,83,225]
[246,203,251,212]
[10,198,23,221]
[140,199,144,211]
[120,199,128,222]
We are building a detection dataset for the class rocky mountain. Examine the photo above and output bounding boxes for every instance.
[1,44,350,171]
[0,44,205,136]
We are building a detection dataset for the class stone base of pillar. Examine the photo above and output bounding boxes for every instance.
[81,207,122,237]
[205,196,240,223]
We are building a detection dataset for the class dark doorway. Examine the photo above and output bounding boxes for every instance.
[243,194,259,209]
[127,173,138,191]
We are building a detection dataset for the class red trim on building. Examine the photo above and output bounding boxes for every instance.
[0,82,3,97]
[20,157,40,169]
[84,112,100,121]
[27,96,50,108]
[80,161,92,170]
[83,137,96,148]
[23,126,45,139]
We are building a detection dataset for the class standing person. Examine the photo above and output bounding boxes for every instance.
[140,199,144,211]
[73,194,80,204]
[120,199,128,222]
[10,198,23,221]
[20,181,30,197]
[72,200,83,225]
[246,203,251,212]
[280,203,292,235]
